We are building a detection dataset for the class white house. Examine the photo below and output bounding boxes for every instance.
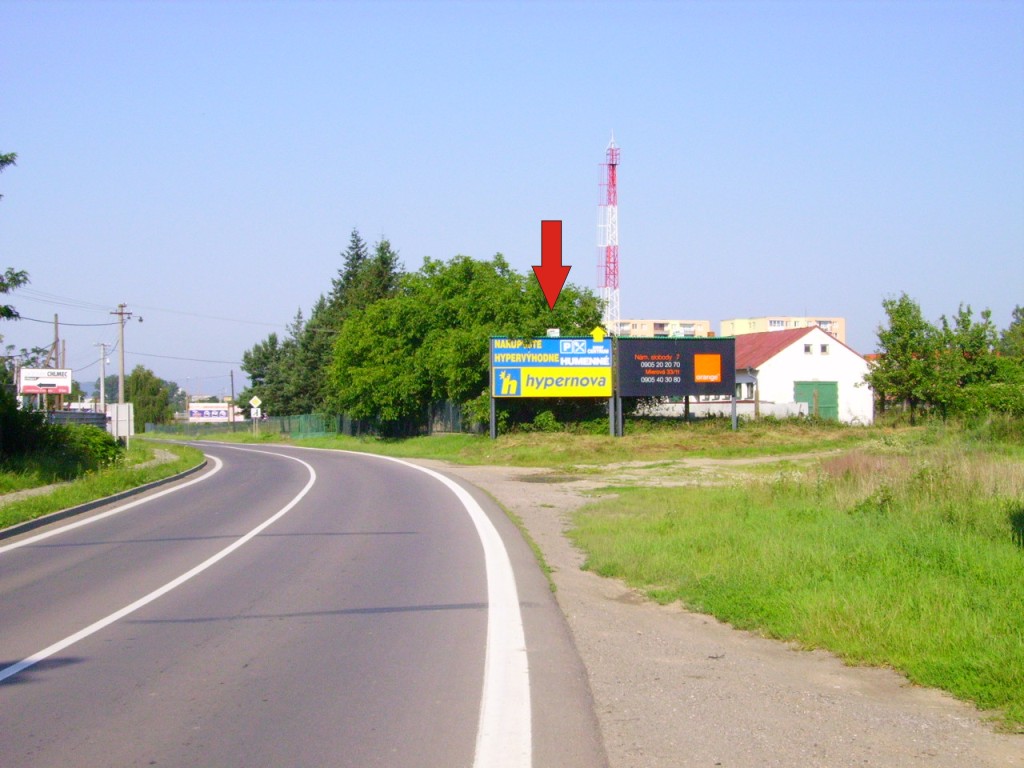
[734,326,873,424]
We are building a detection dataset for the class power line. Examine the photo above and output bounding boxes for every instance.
[128,351,242,365]
[133,302,285,328]
[15,289,112,313]
[16,289,285,329]
[17,315,120,327]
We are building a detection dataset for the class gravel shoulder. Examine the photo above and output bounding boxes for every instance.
[417,458,1023,768]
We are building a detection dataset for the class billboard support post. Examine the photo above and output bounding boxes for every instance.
[490,393,497,440]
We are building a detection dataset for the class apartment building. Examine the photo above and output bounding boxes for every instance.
[720,316,846,343]
[612,318,713,338]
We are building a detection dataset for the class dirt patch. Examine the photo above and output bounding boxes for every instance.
[418,457,1023,768]
[517,473,588,484]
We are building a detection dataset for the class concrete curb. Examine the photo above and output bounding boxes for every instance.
[0,459,209,542]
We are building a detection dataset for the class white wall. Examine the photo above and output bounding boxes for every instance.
[757,327,873,424]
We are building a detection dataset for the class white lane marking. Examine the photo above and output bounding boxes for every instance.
[0,451,316,684]
[267,445,532,768]
[0,455,225,556]
[122,441,529,766]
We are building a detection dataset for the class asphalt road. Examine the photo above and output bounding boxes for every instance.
[0,444,606,768]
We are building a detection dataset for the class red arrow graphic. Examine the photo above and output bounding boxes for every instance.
[533,220,571,310]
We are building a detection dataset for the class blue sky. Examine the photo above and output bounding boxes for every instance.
[2,0,1022,397]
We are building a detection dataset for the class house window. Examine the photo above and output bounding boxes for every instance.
[821,344,830,355]
[735,383,742,399]
[804,344,813,354]
[746,382,755,399]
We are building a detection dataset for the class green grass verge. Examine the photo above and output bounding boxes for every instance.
[570,442,1024,731]
[0,442,205,530]
[173,418,881,467]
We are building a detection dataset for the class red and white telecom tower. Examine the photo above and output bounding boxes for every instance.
[597,135,620,331]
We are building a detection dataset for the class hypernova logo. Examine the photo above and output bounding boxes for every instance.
[494,368,521,396]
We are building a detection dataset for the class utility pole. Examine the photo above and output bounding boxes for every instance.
[46,314,59,367]
[45,314,60,410]
[95,342,109,411]
[110,303,140,404]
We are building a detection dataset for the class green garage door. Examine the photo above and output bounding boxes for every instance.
[794,381,839,420]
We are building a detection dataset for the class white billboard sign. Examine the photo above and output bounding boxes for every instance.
[19,368,73,395]
[188,403,236,423]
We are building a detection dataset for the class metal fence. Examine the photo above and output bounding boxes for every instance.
[147,414,360,439]
[46,411,108,429]
[145,402,480,439]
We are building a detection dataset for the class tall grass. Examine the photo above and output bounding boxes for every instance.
[571,441,1024,730]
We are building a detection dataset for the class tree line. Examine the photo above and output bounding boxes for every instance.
[240,227,1023,433]
[866,293,1024,423]
[238,229,603,433]
[8,148,1023,435]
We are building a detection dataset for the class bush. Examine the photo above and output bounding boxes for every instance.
[529,410,561,432]
[0,391,50,458]
[963,381,1024,418]
[50,424,124,473]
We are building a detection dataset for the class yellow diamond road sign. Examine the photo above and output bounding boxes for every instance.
[249,396,262,408]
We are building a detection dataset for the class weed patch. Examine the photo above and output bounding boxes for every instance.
[571,440,1024,730]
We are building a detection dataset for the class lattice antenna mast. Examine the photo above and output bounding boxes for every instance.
[597,135,620,330]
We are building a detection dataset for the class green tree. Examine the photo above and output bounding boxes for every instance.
[327,228,371,323]
[330,293,428,427]
[999,305,1024,358]
[963,355,1024,419]
[326,230,403,323]
[238,320,307,417]
[125,365,174,431]
[91,374,120,405]
[328,254,602,433]
[868,296,1019,421]
[866,293,937,423]
[69,379,87,402]
[2,342,49,393]
[364,237,402,302]
[0,268,27,321]
[0,151,15,200]
[237,230,404,417]
[290,297,338,413]
[930,305,998,417]
[0,151,37,457]
[239,332,289,416]
[0,153,27,320]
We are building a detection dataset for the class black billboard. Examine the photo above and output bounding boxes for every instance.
[616,337,736,398]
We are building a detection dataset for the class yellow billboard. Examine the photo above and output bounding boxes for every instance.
[491,334,612,398]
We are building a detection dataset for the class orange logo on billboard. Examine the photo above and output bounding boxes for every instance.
[693,354,722,383]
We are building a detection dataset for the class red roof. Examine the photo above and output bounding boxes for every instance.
[734,327,817,369]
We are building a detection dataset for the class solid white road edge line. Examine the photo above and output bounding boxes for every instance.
[0,451,316,684]
[0,455,226,555]
[335,450,532,768]
[213,443,533,767]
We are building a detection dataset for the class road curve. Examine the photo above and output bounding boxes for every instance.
[0,443,606,768]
